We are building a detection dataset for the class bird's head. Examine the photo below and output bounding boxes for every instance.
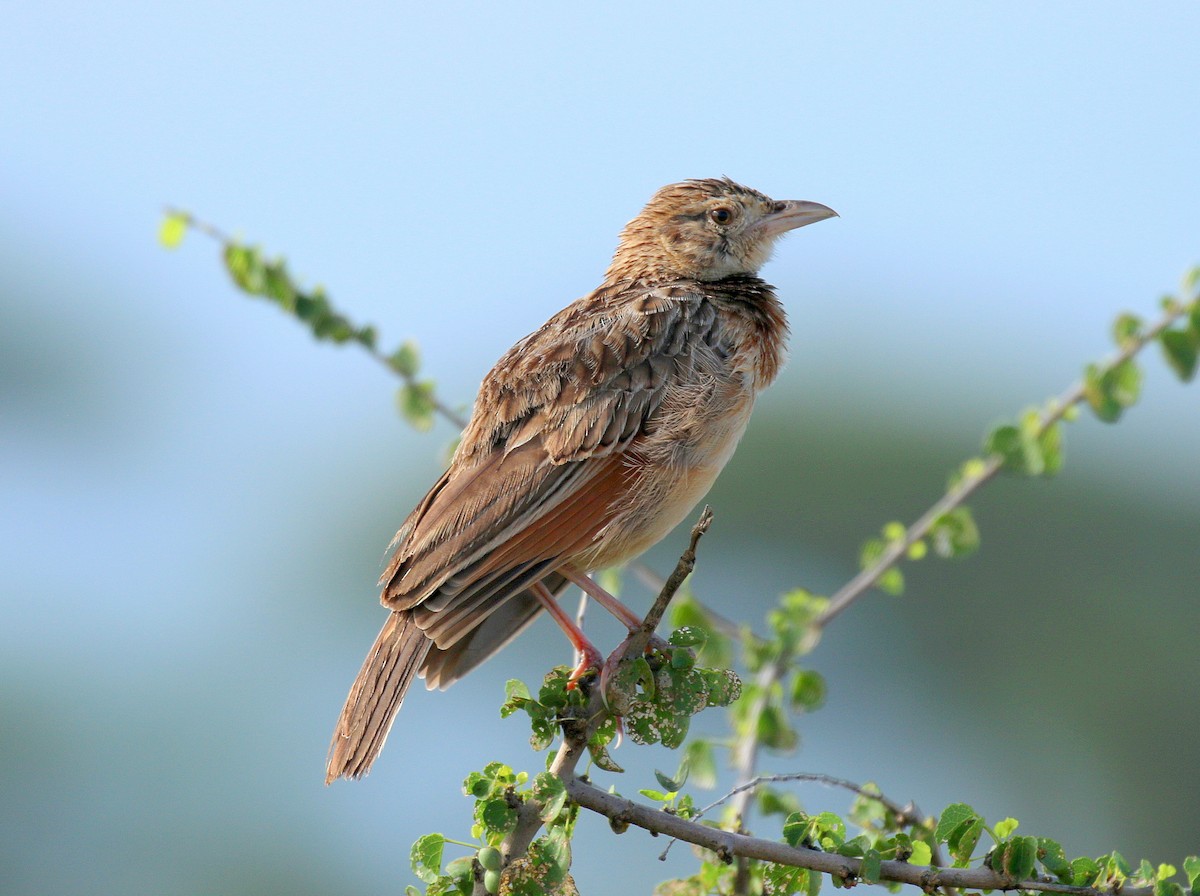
[606,177,837,283]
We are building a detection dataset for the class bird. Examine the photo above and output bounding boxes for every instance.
[326,178,836,782]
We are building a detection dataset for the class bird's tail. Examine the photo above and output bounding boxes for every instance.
[325,611,431,783]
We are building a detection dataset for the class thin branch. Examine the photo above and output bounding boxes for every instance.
[694,772,922,829]
[814,298,1193,630]
[623,506,714,659]
[165,207,469,430]
[566,776,1151,896]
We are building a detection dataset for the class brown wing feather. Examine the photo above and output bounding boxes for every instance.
[380,284,707,617]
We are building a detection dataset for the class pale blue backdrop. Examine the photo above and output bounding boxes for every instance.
[3,3,1198,894]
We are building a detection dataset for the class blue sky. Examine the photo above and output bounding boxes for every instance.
[3,3,1198,894]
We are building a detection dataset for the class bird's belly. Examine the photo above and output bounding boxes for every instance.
[578,386,756,570]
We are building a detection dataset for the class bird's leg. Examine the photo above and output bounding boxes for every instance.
[558,564,644,630]
[530,580,602,686]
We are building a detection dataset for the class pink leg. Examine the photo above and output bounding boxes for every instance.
[531,580,602,685]
[559,564,644,630]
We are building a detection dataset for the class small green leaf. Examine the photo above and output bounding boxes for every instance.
[669,626,707,648]
[224,243,264,294]
[877,567,904,595]
[158,212,188,249]
[480,797,517,834]
[398,381,438,431]
[929,507,980,558]
[1038,421,1065,475]
[1183,855,1200,888]
[533,772,567,822]
[537,826,572,886]
[909,840,932,866]
[947,817,983,865]
[860,849,882,884]
[1037,838,1071,880]
[782,813,810,847]
[411,833,446,884]
[986,422,1045,476]
[389,340,422,377]
[1112,312,1143,348]
[638,788,672,802]
[1002,835,1038,881]
[654,768,683,792]
[789,669,826,711]
[1084,360,1141,422]
[755,704,798,751]
[993,817,1019,840]
[935,803,977,843]
[907,539,928,560]
[1161,328,1199,381]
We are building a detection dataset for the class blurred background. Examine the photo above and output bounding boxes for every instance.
[3,3,1198,893]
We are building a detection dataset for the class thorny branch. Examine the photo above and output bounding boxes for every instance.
[813,297,1193,630]
[165,208,469,430]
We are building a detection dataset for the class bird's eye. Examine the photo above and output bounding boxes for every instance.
[708,207,734,225]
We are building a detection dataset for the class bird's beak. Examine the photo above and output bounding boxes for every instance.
[757,200,838,238]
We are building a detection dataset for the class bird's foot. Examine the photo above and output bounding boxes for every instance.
[566,642,604,690]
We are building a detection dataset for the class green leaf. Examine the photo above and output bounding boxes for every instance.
[1072,856,1101,886]
[812,812,847,850]
[654,768,683,792]
[533,772,568,822]
[789,669,826,711]
[755,704,798,751]
[993,817,1019,840]
[1038,421,1065,476]
[535,827,572,886]
[1112,312,1143,348]
[158,212,188,249]
[909,840,932,866]
[1037,838,1072,881]
[782,812,810,847]
[398,381,438,431]
[389,340,422,377]
[860,849,882,884]
[224,243,264,294]
[410,833,446,884]
[929,507,980,558]
[1084,360,1142,422]
[1161,328,1199,381]
[877,566,904,596]
[669,626,707,648]
[1183,855,1200,888]
[500,679,532,717]
[947,817,983,865]
[638,788,672,802]
[1001,835,1038,881]
[480,797,518,834]
[935,803,978,843]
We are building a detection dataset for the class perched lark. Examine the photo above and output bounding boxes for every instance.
[327,178,836,782]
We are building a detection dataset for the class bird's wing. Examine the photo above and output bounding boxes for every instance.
[379,284,719,644]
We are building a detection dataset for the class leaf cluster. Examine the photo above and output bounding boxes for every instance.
[409,762,575,896]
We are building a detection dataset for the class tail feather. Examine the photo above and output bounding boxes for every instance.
[326,612,431,783]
